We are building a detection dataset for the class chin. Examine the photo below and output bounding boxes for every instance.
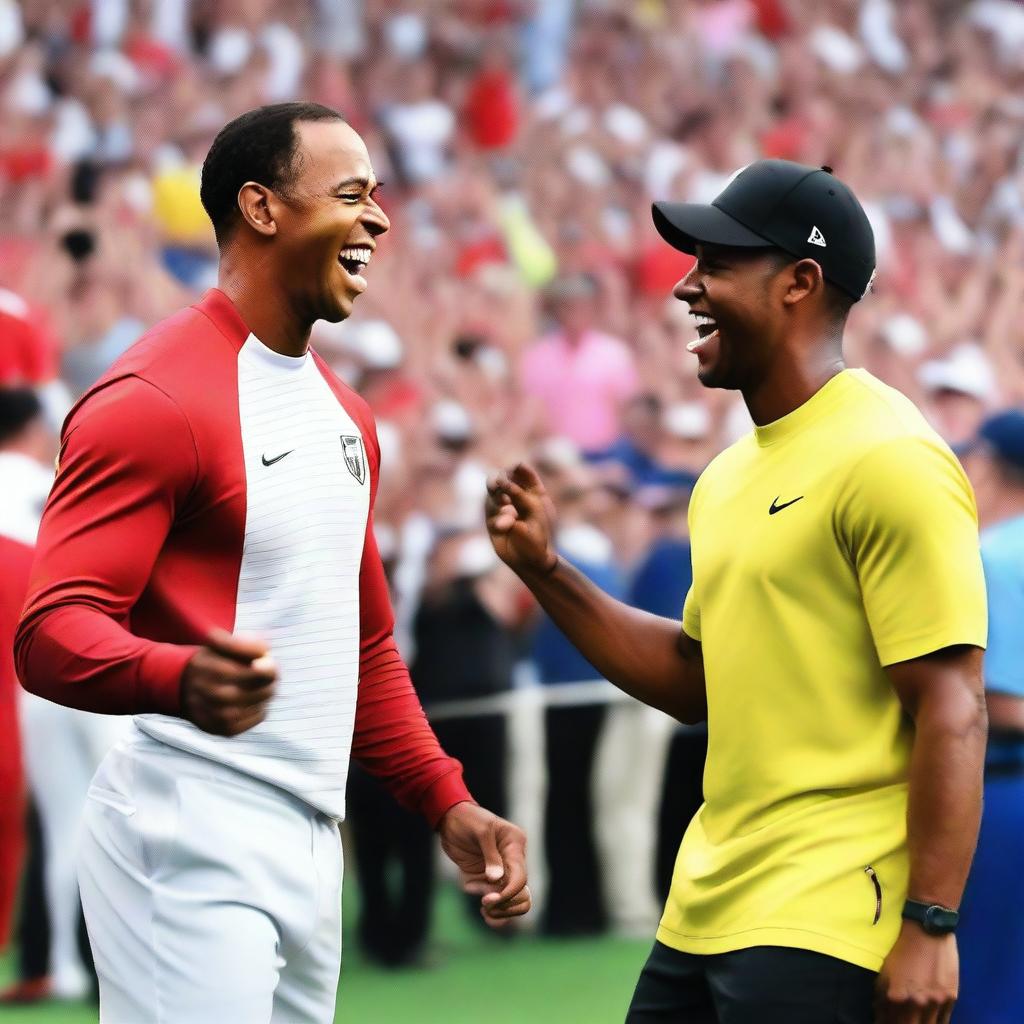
[697,364,729,390]
[321,293,354,323]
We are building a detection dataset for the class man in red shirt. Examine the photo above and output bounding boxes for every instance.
[0,389,50,962]
[16,102,530,1024]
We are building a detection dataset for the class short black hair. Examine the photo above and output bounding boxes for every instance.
[200,102,346,245]
[762,248,856,326]
[0,387,43,445]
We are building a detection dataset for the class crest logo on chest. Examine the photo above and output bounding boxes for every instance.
[341,435,366,485]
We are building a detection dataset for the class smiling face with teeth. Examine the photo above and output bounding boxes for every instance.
[241,119,390,328]
[674,243,798,393]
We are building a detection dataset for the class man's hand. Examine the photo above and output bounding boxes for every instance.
[181,629,278,737]
[437,802,531,928]
[875,922,958,1023]
[485,463,559,578]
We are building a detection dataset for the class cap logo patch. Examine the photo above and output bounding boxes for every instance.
[807,225,827,248]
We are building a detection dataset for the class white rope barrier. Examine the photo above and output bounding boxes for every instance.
[423,679,705,726]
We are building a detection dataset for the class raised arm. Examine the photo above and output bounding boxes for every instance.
[485,463,706,725]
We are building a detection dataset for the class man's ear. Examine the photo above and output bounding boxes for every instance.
[237,182,278,237]
[784,258,825,307]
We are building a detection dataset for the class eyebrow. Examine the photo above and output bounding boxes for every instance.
[332,176,379,192]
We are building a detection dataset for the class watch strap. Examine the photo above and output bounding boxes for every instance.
[902,899,959,934]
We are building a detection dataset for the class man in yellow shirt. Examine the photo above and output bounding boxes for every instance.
[485,161,987,1023]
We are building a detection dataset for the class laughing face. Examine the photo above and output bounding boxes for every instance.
[269,119,390,324]
[674,244,790,391]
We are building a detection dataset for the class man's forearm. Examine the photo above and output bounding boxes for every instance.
[521,555,705,724]
[905,688,987,908]
[15,604,195,716]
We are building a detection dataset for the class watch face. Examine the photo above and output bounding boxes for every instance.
[924,906,958,934]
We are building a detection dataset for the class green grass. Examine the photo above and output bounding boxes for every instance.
[0,883,651,1023]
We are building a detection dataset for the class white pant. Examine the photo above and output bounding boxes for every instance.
[78,731,343,1024]
[593,701,673,935]
[19,694,128,995]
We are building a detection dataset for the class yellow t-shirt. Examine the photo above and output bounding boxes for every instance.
[659,368,987,972]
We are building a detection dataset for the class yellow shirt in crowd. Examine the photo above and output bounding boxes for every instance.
[659,368,987,972]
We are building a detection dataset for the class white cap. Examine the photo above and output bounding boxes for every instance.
[350,320,404,370]
[919,343,996,402]
[209,27,252,76]
[603,103,648,145]
[565,144,611,188]
[384,13,428,59]
[664,402,711,440]
[880,313,928,357]
[374,522,397,562]
[432,400,474,443]
[455,534,499,578]
[534,435,582,470]
[89,49,140,92]
[809,26,864,74]
[0,0,25,60]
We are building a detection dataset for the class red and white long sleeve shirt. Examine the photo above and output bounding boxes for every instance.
[15,289,471,824]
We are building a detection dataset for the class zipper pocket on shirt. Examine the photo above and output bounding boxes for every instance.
[864,866,882,925]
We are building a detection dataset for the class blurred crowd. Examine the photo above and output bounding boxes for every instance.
[2,0,1024,993]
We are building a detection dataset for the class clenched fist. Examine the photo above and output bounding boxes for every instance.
[181,628,278,737]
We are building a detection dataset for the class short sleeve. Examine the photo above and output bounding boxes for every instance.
[682,585,701,641]
[981,544,1024,696]
[837,437,987,666]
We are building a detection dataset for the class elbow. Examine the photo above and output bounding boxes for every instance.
[915,687,988,746]
[673,695,708,728]
[13,614,45,698]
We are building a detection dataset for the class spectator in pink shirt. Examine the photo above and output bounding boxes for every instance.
[521,275,640,454]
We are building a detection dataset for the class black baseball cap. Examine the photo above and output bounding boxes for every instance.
[0,387,43,445]
[652,159,876,301]
[977,409,1024,471]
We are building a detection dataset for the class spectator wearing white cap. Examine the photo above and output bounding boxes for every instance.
[919,342,997,447]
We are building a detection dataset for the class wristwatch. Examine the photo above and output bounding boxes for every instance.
[902,899,959,935]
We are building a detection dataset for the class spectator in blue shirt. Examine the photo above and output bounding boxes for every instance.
[957,409,1024,1023]
[586,393,698,491]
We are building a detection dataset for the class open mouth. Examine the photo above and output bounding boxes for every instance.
[337,245,373,291]
[687,312,719,353]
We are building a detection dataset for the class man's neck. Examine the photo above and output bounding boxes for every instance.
[218,259,312,358]
[742,337,846,426]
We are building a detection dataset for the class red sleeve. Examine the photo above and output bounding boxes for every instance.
[14,376,200,716]
[349,424,473,827]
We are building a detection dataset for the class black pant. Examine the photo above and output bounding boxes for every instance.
[627,941,876,1023]
[543,702,607,936]
[12,800,95,990]
[432,714,508,929]
[432,714,507,821]
[656,726,708,901]
[346,766,435,967]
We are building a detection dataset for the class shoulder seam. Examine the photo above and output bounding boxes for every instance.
[192,302,246,353]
